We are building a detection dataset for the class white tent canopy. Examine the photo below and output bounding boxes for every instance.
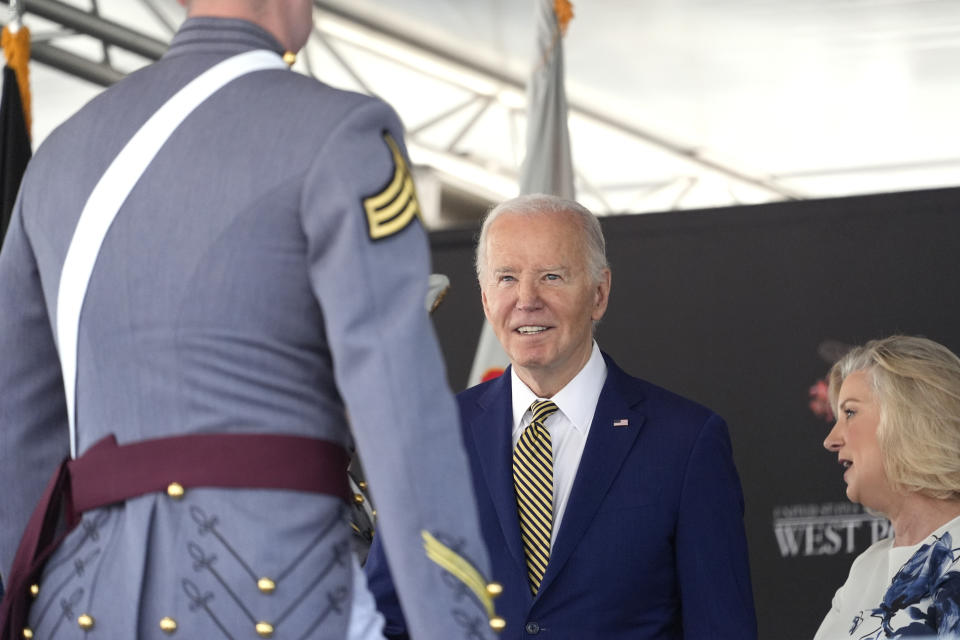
[6,0,960,224]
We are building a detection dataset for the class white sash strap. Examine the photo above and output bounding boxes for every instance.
[56,49,287,458]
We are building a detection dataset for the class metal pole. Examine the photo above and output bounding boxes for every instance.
[314,0,803,200]
[8,0,23,32]
[31,42,125,86]
[23,0,168,61]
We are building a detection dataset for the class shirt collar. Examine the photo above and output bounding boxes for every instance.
[511,342,607,436]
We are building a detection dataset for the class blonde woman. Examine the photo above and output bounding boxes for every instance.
[816,335,960,639]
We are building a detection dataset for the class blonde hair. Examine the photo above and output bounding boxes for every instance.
[828,335,960,499]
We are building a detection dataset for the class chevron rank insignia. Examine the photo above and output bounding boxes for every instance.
[363,132,422,240]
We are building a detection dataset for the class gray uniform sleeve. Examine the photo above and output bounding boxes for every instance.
[0,196,71,580]
[300,99,498,640]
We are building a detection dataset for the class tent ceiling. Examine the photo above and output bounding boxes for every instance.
[6,0,960,220]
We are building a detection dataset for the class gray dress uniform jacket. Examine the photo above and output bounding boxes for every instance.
[0,17,496,640]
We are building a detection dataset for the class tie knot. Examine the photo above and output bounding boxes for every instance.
[529,400,559,427]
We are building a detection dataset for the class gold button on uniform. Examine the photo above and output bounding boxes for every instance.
[255,621,274,637]
[353,493,364,505]
[486,582,503,597]
[77,613,95,630]
[22,628,33,639]
[167,482,185,499]
[160,616,177,634]
[282,51,296,66]
[28,584,39,598]
[257,577,276,594]
[490,616,507,631]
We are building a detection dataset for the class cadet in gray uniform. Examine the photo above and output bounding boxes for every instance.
[0,1,500,638]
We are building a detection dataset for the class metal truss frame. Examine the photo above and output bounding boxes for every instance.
[12,0,807,213]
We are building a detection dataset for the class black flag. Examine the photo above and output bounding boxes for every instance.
[0,64,31,245]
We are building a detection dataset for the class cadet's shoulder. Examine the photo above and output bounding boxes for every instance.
[267,71,388,111]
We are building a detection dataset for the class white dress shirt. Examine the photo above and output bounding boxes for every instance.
[511,341,607,548]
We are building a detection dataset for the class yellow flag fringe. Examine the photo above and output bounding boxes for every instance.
[2,24,32,138]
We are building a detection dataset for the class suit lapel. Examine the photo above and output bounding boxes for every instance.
[537,357,646,597]
[465,371,527,572]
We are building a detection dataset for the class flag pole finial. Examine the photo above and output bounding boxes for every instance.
[8,0,23,33]
[554,0,574,36]
[2,10,32,138]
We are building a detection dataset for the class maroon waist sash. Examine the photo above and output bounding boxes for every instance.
[0,433,350,639]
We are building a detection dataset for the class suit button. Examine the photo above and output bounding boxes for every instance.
[525,621,540,634]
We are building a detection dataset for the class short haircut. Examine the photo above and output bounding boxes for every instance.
[474,193,609,284]
[828,335,960,500]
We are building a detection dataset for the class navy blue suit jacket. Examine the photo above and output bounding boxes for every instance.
[366,354,757,639]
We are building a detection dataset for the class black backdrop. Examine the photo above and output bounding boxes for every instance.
[426,186,960,639]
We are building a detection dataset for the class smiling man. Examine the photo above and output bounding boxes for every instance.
[366,194,758,639]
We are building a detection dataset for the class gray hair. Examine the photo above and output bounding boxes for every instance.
[828,335,960,500]
[474,193,609,283]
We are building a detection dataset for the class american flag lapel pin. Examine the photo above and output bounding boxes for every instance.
[613,418,629,428]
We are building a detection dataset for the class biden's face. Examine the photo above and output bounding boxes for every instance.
[480,211,609,395]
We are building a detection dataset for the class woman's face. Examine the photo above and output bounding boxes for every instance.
[823,370,896,512]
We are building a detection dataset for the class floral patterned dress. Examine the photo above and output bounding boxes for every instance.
[815,515,960,639]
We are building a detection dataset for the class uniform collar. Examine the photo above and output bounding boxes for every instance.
[167,17,284,58]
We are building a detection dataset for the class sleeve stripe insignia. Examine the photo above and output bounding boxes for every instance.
[363,132,422,240]
[422,530,496,619]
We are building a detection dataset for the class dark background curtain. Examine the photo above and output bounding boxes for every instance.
[428,186,960,639]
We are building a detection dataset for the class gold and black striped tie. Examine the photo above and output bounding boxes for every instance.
[513,399,559,595]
